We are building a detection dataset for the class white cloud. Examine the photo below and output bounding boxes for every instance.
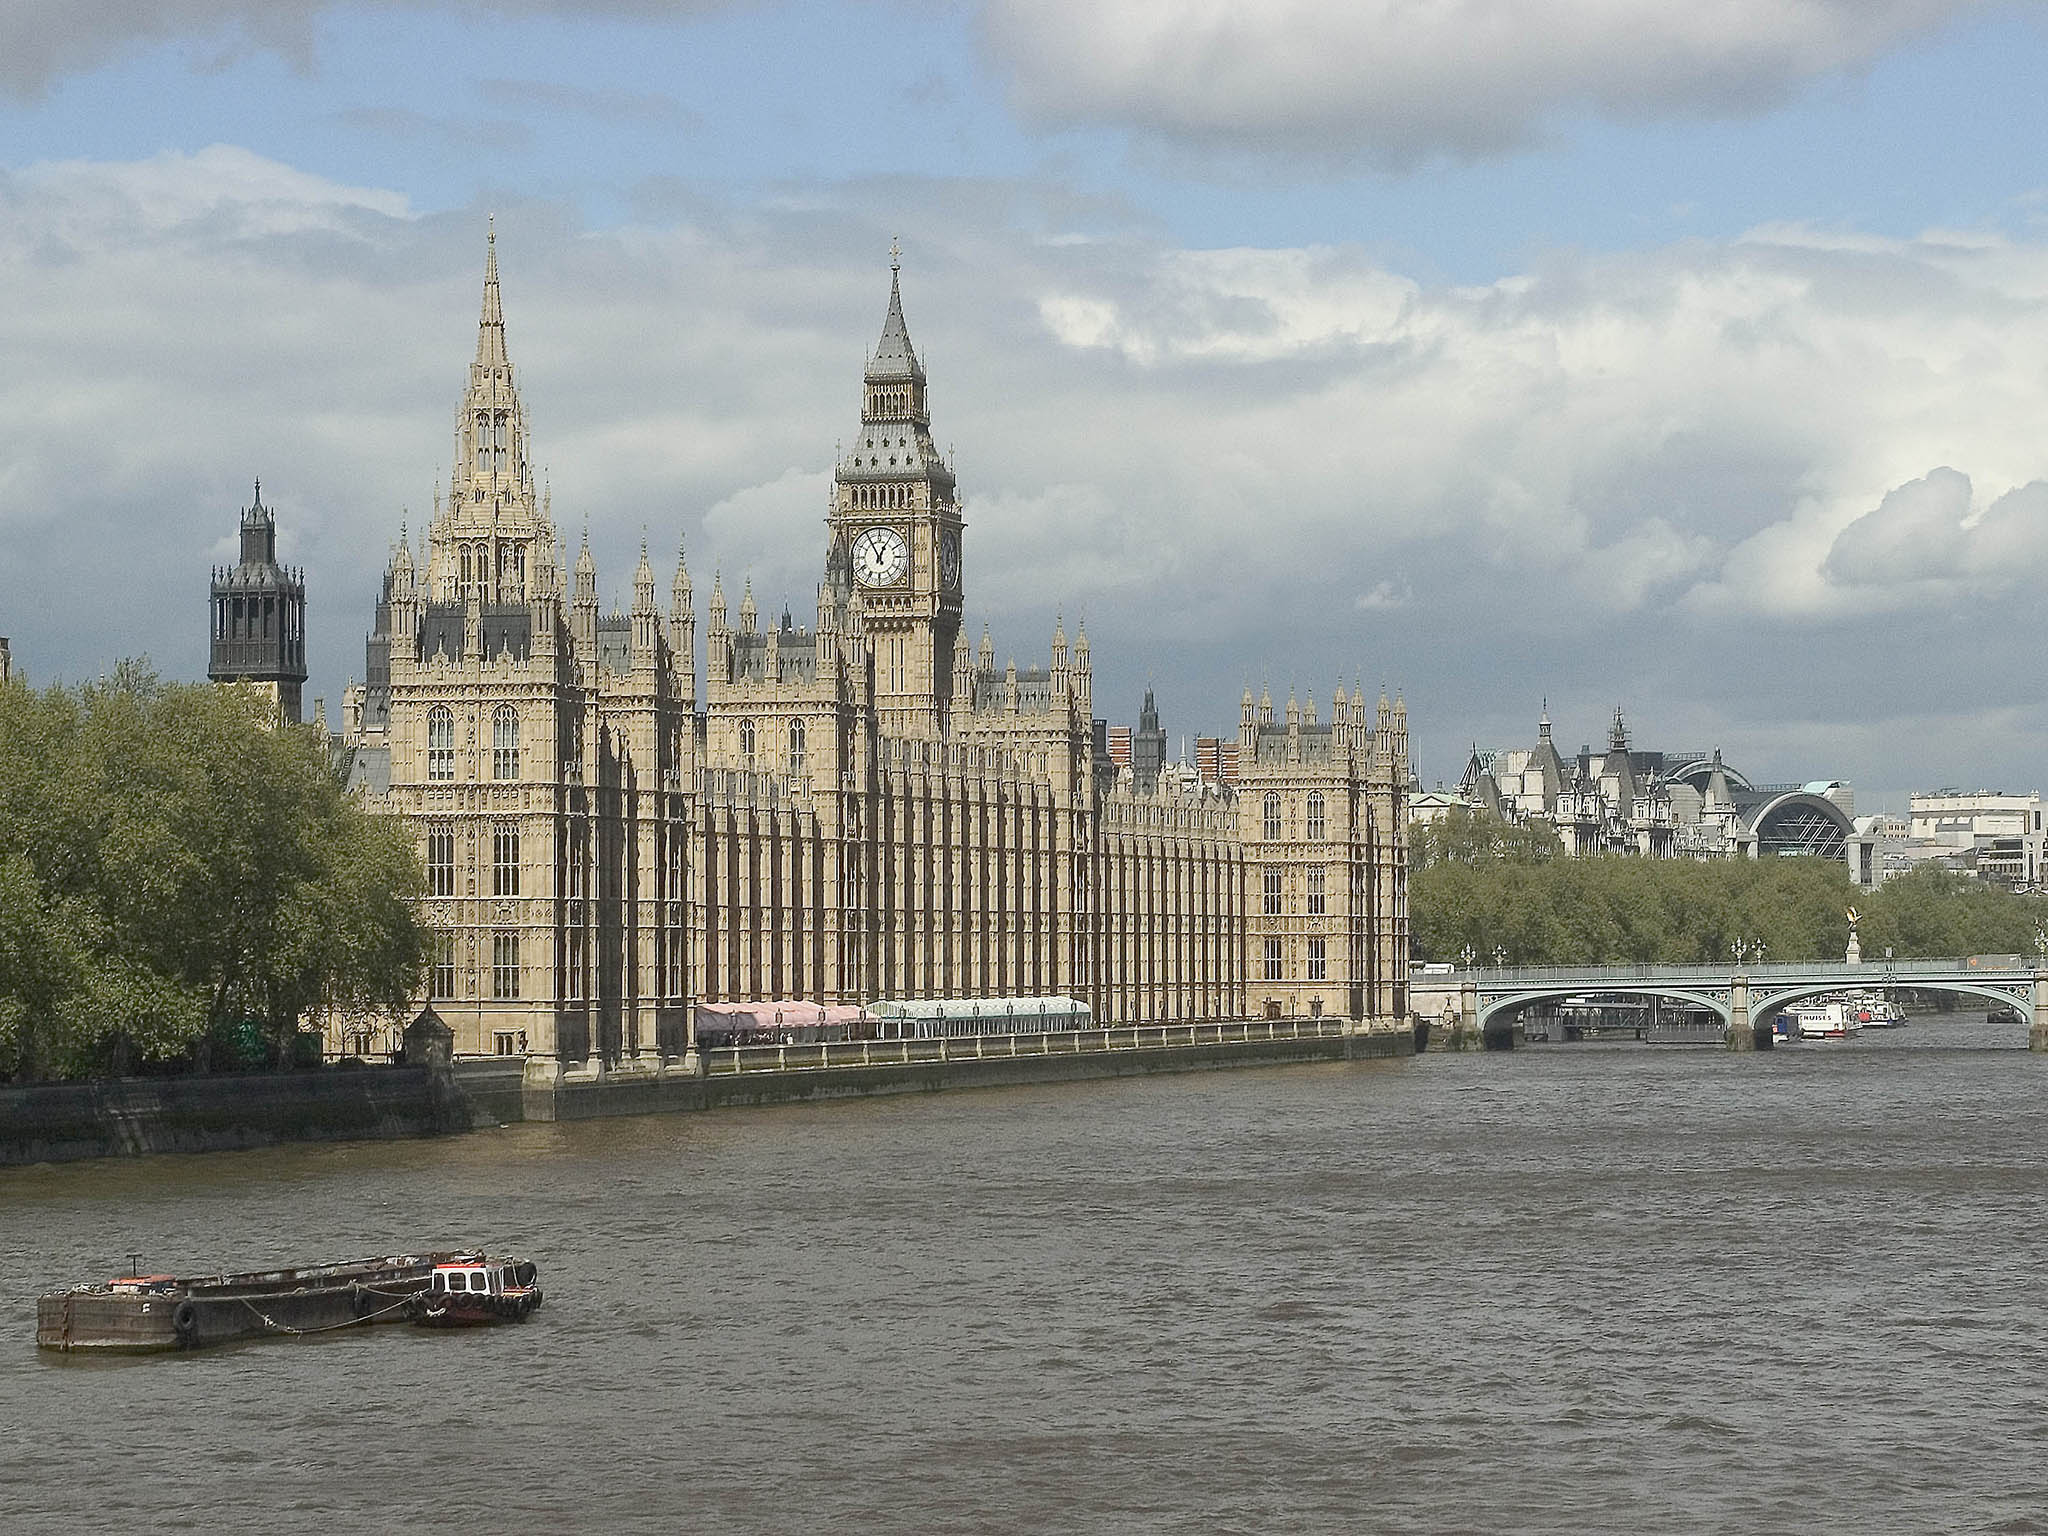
[982,0,1989,166]
[10,146,2048,790]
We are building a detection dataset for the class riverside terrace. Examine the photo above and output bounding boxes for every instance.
[1409,958,2048,1051]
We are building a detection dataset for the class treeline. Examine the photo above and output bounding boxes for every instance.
[0,665,430,1082]
[1411,809,2048,965]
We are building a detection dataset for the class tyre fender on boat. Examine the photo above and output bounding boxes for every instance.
[172,1299,199,1346]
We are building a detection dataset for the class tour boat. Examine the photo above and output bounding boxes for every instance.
[414,1257,544,1327]
[1846,992,1906,1028]
[1785,1002,1858,1040]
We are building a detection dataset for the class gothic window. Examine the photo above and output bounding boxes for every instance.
[788,720,805,778]
[1263,868,1283,916]
[739,719,756,762]
[492,822,520,897]
[492,932,521,999]
[1307,865,1326,916]
[493,706,520,780]
[1307,792,1326,841]
[1308,937,1327,982]
[1264,938,1282,982]
[427,707,455,781]
[1262,793,1282,841]
[565,929,586,1002]
[426,823,456,897]
[431,931,456,998]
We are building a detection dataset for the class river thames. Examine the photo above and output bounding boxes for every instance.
[8,1014,2048,1532]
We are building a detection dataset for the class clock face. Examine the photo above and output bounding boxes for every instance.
[938,530,961,592]
[851,526,909,588]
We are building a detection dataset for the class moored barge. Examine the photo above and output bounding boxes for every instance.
[38,1251,479,1352]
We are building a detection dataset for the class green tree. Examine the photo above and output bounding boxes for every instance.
[0,665,431,1080]
[1410,834,2048,968]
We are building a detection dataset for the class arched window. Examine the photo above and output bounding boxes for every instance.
[428,707,455,782]
[492,705,520,780]
[1307,792,1326,841]
[739,719,755,762]
[788,720,805,778]
[1262,792,1282,841]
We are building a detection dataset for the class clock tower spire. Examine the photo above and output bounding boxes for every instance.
[828,247,963,737]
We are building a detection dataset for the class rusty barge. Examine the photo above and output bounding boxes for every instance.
[37,1252,481,1352]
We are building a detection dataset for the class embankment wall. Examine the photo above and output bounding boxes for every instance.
[1,1028,1412,1166]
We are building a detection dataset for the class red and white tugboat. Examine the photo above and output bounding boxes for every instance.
[414,1257,543,1328]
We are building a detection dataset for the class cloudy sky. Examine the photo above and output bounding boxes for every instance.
[3,1,2047,804]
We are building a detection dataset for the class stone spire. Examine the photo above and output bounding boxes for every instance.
[708,571,727,633]
[868,240,924,385]
[671,536,692,621]
[572,530,598,657]
[738,577,757,634]
[476,216,508,370]
[428,222,547,606]
[574,532,597,602]
[633,540,655,606]
[979,623,994,673]
[631,539,658,656]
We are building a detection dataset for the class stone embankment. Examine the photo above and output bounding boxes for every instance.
[0,1019,1414,1166]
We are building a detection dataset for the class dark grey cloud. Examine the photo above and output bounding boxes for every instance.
[0,0,740,97]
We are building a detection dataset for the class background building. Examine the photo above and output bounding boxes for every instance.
[1454,708,1877,885]
[1900,790,2044,888]
[335,236,1412,1065]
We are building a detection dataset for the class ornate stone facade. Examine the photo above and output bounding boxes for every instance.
[340,234,1411,1067]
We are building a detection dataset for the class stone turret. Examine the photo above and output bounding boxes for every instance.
[208,479,309,722]
[572,534,598,658]
[631,540,659,658]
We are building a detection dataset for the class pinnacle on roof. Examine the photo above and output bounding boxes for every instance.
[476,218,508,369]
[866,246,924,384]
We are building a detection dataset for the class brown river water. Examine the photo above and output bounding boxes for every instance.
[6,1013,2048,1533]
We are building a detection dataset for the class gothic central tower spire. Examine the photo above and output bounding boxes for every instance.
[426,221,556,607]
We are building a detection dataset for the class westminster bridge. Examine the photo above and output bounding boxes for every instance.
[1410,958,2048,1052]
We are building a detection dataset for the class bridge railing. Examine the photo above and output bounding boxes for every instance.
[1445,958,2042,987]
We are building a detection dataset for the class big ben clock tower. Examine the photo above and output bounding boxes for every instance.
[828,249,964,738]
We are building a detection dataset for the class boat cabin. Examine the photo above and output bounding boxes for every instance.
[431,1263,506,1297]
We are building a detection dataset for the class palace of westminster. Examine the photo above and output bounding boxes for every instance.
[205,232,1413,1070]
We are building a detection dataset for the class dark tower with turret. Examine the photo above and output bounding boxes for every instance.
[1133,685,1167,791]
[209,481,308,722]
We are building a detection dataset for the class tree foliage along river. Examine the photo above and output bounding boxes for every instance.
[0,664,430,1082]
[1410,809,2048,966]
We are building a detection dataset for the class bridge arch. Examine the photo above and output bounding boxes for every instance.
[1479,986,1731,1029]
[1753,979,2033,1020]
